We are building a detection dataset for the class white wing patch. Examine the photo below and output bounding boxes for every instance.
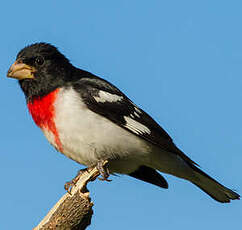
[124,116,151,135]
[134,107,142,114]
[129,103,142,118]
[133,111,140,118]
[94,90,123,103]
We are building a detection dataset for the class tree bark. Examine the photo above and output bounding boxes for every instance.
[33,164,105,230]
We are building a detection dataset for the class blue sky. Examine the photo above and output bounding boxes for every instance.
[1,1,241,229]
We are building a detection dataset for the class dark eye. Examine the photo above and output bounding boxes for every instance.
[35,56,44,65]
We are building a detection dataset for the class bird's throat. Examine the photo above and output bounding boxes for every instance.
[27,88,63,151]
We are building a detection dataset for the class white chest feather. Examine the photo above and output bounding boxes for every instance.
[42,128,57,148]
[53,88,151,172]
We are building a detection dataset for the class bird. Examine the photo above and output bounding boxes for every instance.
[7,42,239,203]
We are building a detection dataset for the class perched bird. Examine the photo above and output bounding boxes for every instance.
[7,42,239,203]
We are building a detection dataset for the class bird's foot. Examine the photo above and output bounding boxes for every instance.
[97,160,112,182]
[64,161,111,194]
[64,168,89,194]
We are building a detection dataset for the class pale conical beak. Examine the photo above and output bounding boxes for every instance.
[7,61,35,80]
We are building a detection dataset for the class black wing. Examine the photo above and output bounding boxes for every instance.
[72,76,197,167]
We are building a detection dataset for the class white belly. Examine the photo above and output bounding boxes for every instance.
[52,87,152,173]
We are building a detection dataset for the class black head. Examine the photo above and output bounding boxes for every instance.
[7,43,76,101]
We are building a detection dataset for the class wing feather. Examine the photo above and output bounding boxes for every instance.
[72,76,197,167]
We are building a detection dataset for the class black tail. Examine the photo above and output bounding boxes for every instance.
[129,165,168,189]
[190,165,240,203]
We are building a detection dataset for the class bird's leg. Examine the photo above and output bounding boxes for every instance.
[64,168,89,194]
[64,160,111,193]
[97,160,112,182]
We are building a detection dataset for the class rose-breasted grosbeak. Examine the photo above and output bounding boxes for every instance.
[7,43,239,203]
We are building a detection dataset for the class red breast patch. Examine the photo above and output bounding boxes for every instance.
[27,89,63,152]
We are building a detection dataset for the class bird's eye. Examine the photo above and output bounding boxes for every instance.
[35,56,44,65]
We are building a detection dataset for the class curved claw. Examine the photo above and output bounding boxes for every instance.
[64,168,89,194]
[97,160,112,182]
[64,181,74,195]
[98,177,112,182]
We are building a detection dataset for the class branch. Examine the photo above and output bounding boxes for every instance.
[33,163,105,230]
